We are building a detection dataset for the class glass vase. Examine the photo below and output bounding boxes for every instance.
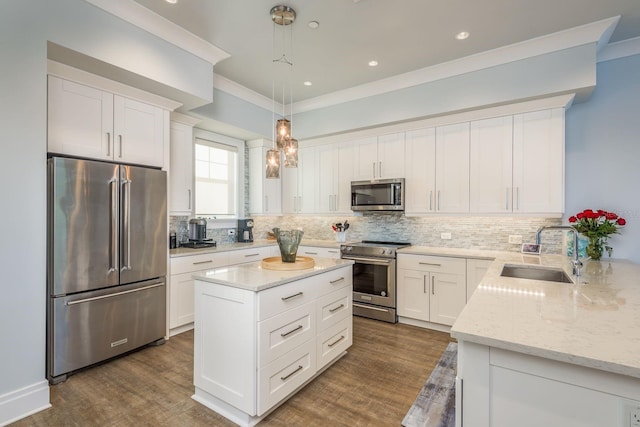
[585,236,603,260]
[272,227,304,263]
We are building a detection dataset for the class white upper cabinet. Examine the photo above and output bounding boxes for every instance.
[405,128,436,213]
[316,142,354,214]
[248,142,282,215]
[469,116,514,213]
[169,120,195,215]
[352,133,405,180]
[435,123,470,213]
[48,76,165,167]
[282,146,316,214]
[513,108,564,213]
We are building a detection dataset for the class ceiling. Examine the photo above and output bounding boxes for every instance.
[132,0,640,104]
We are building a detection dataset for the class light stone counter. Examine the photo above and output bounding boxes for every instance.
[170,239,342,258]
[192,257,354,292]
[451,254,640,379]
[397,245,510,260]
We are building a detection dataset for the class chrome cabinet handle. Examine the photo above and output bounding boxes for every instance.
[379,161,382,178]
[280,365,303,381]
[328,335,345,348]
[304,251,318,255]
[118,135,123,158]
[281,292,303,301]
[437,190,441,211]
[329,303,345,313]
[372,162,376,178]
[244,253,259,257]
[106,132,111,157]
[188,189,191,210]
[280,324,303,338]
[423,275,426,294]
[192,260,213,265]
[429,190,433,211]
[419,262,441,267]
[329,277,345,284]
[431,276,435,295]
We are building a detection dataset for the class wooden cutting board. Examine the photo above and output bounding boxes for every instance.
[261,256,315,271]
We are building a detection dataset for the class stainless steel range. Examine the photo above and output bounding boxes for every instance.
[340,241,411,323]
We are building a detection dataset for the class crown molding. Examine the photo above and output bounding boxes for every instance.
[83,0,230,66]
[212,73,279,112]
[598,36,640,63]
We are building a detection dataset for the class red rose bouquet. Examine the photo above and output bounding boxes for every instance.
[568,209,626,260]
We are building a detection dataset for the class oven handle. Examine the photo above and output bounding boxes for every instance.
[342,256,393,266]
[353,303,391,313]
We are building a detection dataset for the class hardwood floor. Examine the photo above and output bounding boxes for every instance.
[13,317,452,427]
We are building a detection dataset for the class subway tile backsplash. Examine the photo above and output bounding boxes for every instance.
[252,214,563,253]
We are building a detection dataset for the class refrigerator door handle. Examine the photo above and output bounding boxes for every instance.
[121,175,132,271]
[66,282,164,306]
[109,177,118,273]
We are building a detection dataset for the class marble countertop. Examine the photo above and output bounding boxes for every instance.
[398,245,508,260]
[192,257,354,292]
[170,239,342,258]
[451,253,640,379]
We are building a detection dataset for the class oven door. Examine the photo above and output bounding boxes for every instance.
[349,256,396,308]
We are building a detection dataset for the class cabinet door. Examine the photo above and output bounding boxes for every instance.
[435,123,470,213]
[377,133,405,179]
[281,159,298,213]
[298,147,317,213]
[249,146,282,215]
[317,145,337,213]
[405,128,436,213]
[169,272,195,328]
[47,76,114,160]
[397,269,430,321]
[352,137,378,180]
[169,121,193,214]
[335,142,354,213]
[430,272,467,326]
[513,109,564,213]
[113,95,164,167]
[470,116,513,213]
[466,258,493,301]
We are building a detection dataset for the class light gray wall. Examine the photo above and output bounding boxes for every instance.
[0,0,213,421]
[565,53,640,264]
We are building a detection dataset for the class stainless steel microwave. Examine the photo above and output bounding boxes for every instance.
[351,178,405,211]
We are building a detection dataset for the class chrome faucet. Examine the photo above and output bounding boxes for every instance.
[536,226,583,278]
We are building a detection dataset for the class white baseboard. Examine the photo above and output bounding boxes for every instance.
[0,380,50,426]
[398,317,452,333]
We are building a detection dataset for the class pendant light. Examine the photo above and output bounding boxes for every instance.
[266,5,297,178]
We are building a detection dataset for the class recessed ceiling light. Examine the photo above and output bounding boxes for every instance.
[456,31,470,40]
[308,21,319,29]
[303,81,313,86]
[165,0,178,4]
[368,60,378,67]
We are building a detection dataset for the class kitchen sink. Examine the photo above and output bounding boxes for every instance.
[500,264,573,283]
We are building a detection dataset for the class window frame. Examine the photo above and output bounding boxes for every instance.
[192,128,245,229]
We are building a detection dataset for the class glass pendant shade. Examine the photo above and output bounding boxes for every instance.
[265,149,280,179]
[276,119,291,149]
[284,138,298,168]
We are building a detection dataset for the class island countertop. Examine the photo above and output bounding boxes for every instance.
[451,254,640,379]
[192,257,354,292]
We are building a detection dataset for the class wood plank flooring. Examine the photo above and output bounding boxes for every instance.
[13,317,453,427]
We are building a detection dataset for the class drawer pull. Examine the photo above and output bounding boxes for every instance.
[329,277,345,284]
[244,253,260,257]
[280,365,303,381]
[280,324,303,338]
[329,303,345,313]
[281,292,303,301]
[419,262,441,267]
[192,260,213,265]
[304,251,318,255]
[328,335,345,348]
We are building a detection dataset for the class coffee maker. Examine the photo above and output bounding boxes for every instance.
[237,219,254,243]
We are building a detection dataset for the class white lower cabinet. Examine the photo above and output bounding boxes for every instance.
[397,254,467,327]
[298,245,341,259]
[193,265,353,424]
[466,258,493,301]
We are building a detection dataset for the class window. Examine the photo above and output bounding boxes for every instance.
[193,130,244,222]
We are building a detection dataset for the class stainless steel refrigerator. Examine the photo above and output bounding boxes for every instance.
[47,156,167,384]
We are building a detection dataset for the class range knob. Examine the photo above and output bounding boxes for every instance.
[343,246,352,252]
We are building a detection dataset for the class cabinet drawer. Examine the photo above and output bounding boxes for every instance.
[397,254,466,274]
[227,246,276,265]
[298,246,341,259]
[258,302,315,367]
[317,316,352,371]
[316,286,351,333]
[258,339,316,416]
[257,276,319,321]
[313,266,353,296]
[170,252,229,275]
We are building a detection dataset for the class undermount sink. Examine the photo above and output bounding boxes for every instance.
[500,264,573,284]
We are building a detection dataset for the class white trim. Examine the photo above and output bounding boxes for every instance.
[597,36,640,63]
[213,74,279,112]
[170,112,202,127]
[47,60,182,111]
[0,381,50,426]
[83,0,229,66]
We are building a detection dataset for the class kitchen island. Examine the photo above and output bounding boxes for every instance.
[451,255,640,427]
[191,257,354,427]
